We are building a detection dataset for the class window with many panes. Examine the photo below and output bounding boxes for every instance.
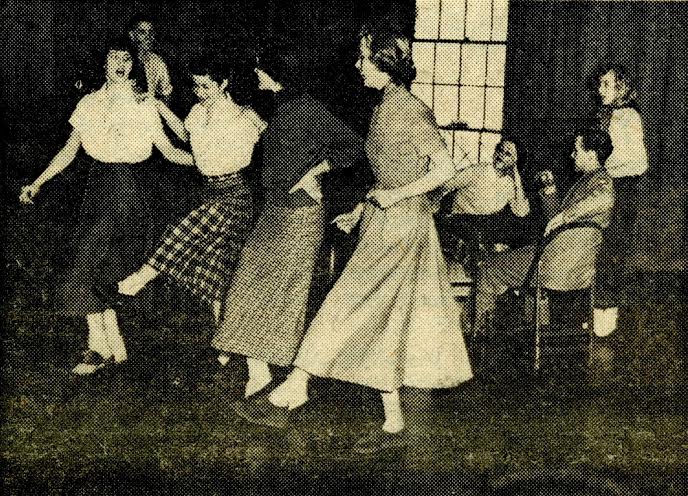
[412,0,509,165]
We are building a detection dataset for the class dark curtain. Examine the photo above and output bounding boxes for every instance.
[504,0,687,272]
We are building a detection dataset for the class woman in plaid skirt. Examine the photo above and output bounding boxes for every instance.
[113,53,266,325]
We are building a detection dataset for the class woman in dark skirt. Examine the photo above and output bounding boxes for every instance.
[19,37,194,375]
[210,47,364,398]
[114,53,266,328]
[592,65,649,336]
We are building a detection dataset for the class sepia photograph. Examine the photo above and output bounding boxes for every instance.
[2,0,686,494]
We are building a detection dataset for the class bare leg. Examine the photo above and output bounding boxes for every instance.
[381,389,405,433]
[118,264,159,296]
[72,312,113,375]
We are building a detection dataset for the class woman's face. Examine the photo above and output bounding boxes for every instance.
[598,71,618,106]
[105,50,133,83]
[191,74,227,104]
[355,36,390,90]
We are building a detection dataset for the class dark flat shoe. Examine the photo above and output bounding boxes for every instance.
[232,396,293,429]
[72,350,116,375]
[92,283,135,308]
[353,429,409,455]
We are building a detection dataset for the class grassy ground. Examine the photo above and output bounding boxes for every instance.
[2,201,686,495]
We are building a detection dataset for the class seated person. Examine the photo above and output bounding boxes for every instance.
[437,139,530,265]
[474,129,615,333]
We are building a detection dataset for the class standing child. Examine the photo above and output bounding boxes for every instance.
[592,65,649,336]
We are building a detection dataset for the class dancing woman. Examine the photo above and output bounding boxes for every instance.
[235,27,473,453]
[19,38,193,375]
[210,47,364,398]
[113,53,265,326]
[592,65,649,336]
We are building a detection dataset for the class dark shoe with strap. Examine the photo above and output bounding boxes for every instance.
[353,429,409,455]
[92,283,135,309]
[71,350,115,375]
[232,395,293,429]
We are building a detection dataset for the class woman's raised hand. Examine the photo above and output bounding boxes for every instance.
[19,183,40,205]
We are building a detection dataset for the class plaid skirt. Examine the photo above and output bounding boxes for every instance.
[211,204,326,366]
[147,173,253,303]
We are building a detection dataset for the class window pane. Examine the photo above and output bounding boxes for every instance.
[459,86,485,129]
[412,42,435,84]
[484,87,504,130]
[455,130,480,164]
[480,132,502,163]
[491,0,509,42]
[433,84,459,126]
[439,0,466,40]
[486,45,506,87]
[415,0,441,39]
[465,0,492,41]
[411,83,434,109]
[460,43,487,86]
[435,43,461,84]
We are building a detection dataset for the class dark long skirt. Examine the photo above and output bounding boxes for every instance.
[54,159,158,316]
[147,173,253,303]
[595,175,642,308]
[211,204,326,366]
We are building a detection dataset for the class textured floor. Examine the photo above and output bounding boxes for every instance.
[2,199,685,495]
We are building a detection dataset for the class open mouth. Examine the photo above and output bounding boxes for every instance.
[115,69,126,77]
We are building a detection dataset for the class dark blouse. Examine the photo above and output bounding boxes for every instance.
[261,90,364,208]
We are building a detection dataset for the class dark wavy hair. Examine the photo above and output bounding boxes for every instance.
[255,44,304,90]
[576,128,614,164]
[358,24,416,88]
[100,36,148,94]
[188,52,258,107]
[127,13,157,33]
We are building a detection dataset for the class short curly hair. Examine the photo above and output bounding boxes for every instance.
[188,52,258,107]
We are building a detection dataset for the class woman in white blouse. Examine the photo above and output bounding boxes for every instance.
[110,53,266,333]
[19,38,193,375]
[593,65,649,336]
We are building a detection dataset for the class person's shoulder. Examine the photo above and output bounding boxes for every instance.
[393,87,435,122]
[611,106,642,126]
[75,85,106,107]
[242,107,265,126]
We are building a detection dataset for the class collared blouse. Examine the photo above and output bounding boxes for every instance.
[185,98,266,177]
[68,84,164,164]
